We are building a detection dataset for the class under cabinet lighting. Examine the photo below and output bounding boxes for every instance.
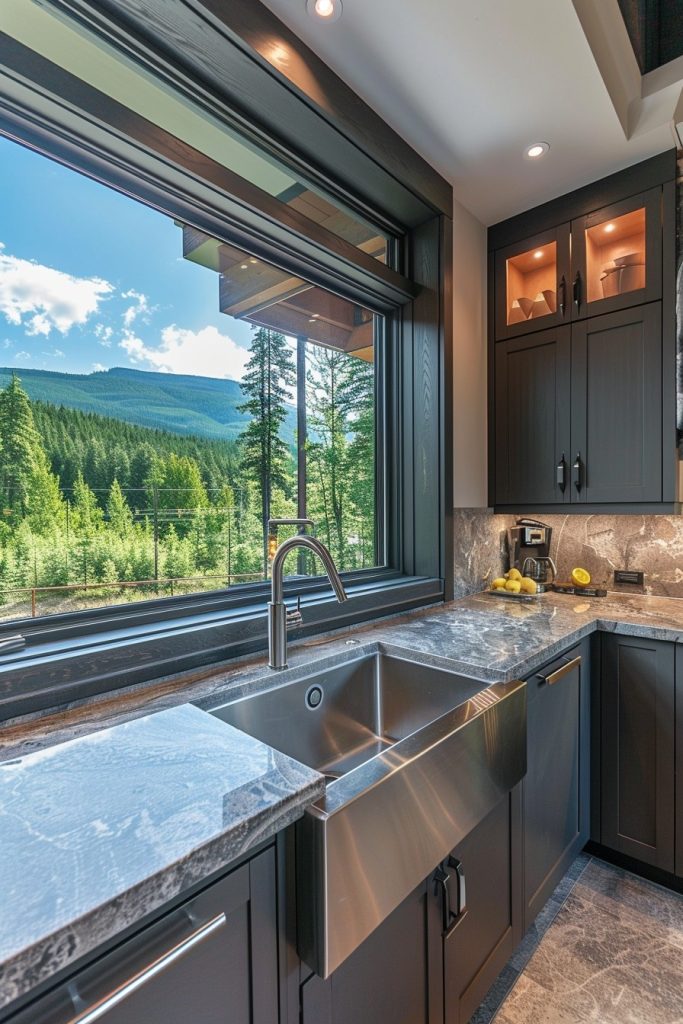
[533,250,543,259]
[306,0,343,21]
[604,223,615,233]
[524,142,549,159]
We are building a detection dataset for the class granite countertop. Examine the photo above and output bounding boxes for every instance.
[0,704,323,1012]
[3,588,683,1010]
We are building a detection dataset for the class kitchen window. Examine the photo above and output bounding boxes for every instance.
[0,134,384,624]
[0,0,451,718]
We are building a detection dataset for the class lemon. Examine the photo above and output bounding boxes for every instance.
[505,579,522,593]
[571,567,591,587]
[492,577,507,590]
[506,568,522,581]
[520,577,538,594]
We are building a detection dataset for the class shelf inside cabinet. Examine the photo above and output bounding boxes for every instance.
[585,208,646,304]
[505,242,557,326]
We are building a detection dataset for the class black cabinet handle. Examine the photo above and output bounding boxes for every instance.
[572,453,583,492]
[448,856,467,916]
[433,867,451,933]
[559,275,567,317]
[556,454,567,492]
[573,272,582,313]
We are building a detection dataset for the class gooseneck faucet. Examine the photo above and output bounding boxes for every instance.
[268,535,348,669]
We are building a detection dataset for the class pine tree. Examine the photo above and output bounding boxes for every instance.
[0,374,43,515]
[237,328,296,573]
[107,479,134,537]
[71,472,104,534]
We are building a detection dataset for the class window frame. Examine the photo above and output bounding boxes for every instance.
[0,0,453,721]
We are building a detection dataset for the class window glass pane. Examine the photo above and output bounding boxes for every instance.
[506,242,557,325]
[3,0,389,263]
[585,208,646,304]
[0,134,382,623]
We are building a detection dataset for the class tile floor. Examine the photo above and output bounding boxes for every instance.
[472,855,683,1024]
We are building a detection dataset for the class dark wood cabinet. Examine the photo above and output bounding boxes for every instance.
[300,876,443,1024]
[494,224,571,340]
[494,326,571,506]
[676,647,683,879]
[489,153,676,512]
[494,303,664,508]
[570,303,662,504]
[522,642,590,931]
[570,188,662,321]
[9,849,279,1024]
[601,634,675,872]
[443,792,521,1024]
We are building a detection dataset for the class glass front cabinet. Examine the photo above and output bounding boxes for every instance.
[494,188,662,340]
[494,225,570,340]
[570,188,662,320]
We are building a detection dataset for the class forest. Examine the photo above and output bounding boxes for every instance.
[0,329,376,620]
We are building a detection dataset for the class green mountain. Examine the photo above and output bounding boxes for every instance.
[0,366,296,442]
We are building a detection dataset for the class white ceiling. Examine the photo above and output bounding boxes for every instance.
[260,0,679,225]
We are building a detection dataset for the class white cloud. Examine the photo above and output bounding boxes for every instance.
[0,246,113,337]
[92,362,107,372]
[94,323,113,347]
[121,290,152,329]
[120,324,249,380]
[42,348,65,358]
[14,350,30,361]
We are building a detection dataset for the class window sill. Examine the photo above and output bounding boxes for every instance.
[0,575,444,722]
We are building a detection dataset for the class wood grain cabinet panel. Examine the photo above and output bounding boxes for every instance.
[601,635,675,872]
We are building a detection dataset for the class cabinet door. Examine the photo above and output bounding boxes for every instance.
[301,877,442,1024]
[601,635,675,872]
[676,647,683,879]
[494,224,570,340]
[570,303,662,504]
[13,850,279,1024]
[523,642,589,931]
[494,326,571,506]
[571,188,662,320]
[443,793,519,1024]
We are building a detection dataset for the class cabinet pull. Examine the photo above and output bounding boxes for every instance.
[572,453,583,492]
[448,856,467,916]
[573,271,582,312]
[556,455,567,492]
[559,275,567,317]
[541,655,582,687]
[66,913,227,1024]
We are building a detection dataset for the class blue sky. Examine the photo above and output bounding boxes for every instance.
[0,134,256,379]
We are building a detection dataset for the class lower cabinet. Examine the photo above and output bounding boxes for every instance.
[600,634,676,872]
[301,791,520,1024]
[443,793,520,1024]
[9,848,279,1024]
[522,641,590,930]
[301,874,442,1024]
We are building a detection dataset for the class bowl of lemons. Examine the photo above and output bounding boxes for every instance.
[488,567,539,599]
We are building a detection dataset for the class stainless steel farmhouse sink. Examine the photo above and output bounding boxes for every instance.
[211,652,526,977]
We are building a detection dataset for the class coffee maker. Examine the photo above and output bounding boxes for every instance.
[507,518,557,592]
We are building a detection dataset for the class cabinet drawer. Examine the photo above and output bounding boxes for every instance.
[8,850,278,1024]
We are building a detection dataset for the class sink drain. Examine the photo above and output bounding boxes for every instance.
[305,684,323,710]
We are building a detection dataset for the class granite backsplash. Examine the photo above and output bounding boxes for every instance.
[453,508,683,599]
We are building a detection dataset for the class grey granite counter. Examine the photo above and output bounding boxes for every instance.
[0,704,323,1011]
[3,589,683,1010]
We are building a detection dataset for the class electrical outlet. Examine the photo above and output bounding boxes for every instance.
[614,570,644,586]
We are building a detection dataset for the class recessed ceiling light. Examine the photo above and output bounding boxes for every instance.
[533,250,544,259]
[604,223,615,233]
[240,264,248,270]
[306,0,342,21]
[524,142,550,160]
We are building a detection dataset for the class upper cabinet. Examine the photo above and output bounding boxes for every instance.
[489,151,677,512]
[570,188,662,320]
[494,225,570,340]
